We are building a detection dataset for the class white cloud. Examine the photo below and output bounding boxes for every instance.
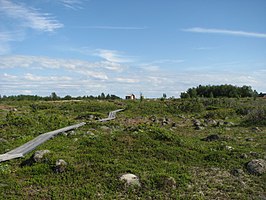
[183,27,266,38]
[0,0,63,32]
[73,26,147,30]
[94,49,131,63]
[3,73,17,79]
[59,0,83,10]
[115,77,140,83]
[24,73,72,81]
[1,55,265,98]
[0,55,110,80]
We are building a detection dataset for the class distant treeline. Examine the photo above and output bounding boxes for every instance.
[0,92,121,101]
[180,85,259,98]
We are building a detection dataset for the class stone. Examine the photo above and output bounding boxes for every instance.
[224,122,234,126]
[201,134,220,142]
[240,153,248,159]
[101,126,112,133]
[231,168,244,177]
[246,159,266,175]
[225,146,234,151]
[0,138,8,143]
[250,152,260,158]
[32,150,50,163]
[195,126,204,130]
[55,159,67,173]
[246,138,254,141]
[193,119,201,127]
[119,173,141,187]
[204,119,217,126]
[69,131,76,136]
[252,127,262,132]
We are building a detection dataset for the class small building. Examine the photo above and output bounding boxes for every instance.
[125,94,136,100]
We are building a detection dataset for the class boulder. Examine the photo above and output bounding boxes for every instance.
[231,168,244,177]
[32,150,50,163]
[246,159,266,175]
[119,173,141,187]
[55,159,67,173]
[201,134,220,142]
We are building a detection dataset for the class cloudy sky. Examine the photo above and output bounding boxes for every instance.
[0,0,265,98]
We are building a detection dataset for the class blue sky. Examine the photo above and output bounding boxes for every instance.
[0,0,266,98]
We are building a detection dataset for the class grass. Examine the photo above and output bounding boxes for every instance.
[0,98,265,199]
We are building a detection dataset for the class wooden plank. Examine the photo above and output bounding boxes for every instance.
[98,109,124,122]
[0,122,86,162]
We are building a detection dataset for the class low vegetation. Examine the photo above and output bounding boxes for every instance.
[0,96,265,199]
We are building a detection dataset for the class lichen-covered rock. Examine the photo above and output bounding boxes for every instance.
[246,159,266,175]
[119,173,141,187]
[32,150,50,163]
[55,159,67,173]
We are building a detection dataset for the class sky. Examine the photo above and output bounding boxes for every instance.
[0,0,266,98]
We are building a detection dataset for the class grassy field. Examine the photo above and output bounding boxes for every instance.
[0,98,265,199]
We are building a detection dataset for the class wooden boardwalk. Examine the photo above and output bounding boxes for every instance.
[0,122,86,162]
[98,109,124,122]
[0,109,124,162]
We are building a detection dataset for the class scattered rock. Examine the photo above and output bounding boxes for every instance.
[246,159,266,175]
[195,126,204,130]
[240,153,248,159]
[61,132,68,136]
[54,159,67,173]
[119,173,141,187]
[193,119,201,127]
[225,146,234,151]
[231,168,244,177]
[85,131,95,136]
[204,119,217,126]
[201,134,220,142]
[100,126,112,133]
[0,138,8,143]
[250,152,260,158]
[32,150,50,163]
[217,121,224,126]
[69,130,76,136]
[252,127,262,132]
[224,122,234,126]
[246,138,254,142]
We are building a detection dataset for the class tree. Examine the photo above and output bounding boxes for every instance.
[50,92,59,100]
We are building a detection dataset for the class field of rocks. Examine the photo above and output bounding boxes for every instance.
[0,98,265,199]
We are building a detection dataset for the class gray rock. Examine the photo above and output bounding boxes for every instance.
[224,121,234,126]
[246,159,266,175]
[55,159,67,173]
[193,119,201,127]
[69,130,76,136]
[0,138,8,143]
[252,127,262,132]
[201,134,220,141]
[195,126,204,130]
[119,173,141,187]
[240,153,248,159]
[204,119,217,126]
[231,168,244,177]
[246,138,254,142]
[32,150,50,163]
